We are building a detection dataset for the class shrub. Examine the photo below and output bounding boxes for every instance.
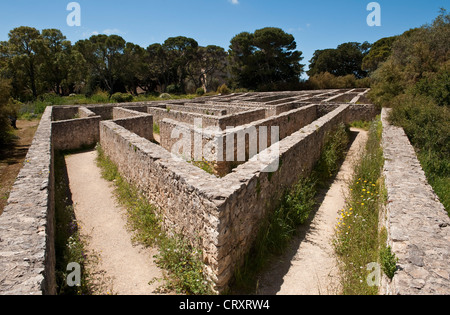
[413,65,450,107]
[111,92,133,103]
[380,245,398,279]
[89,90,110,104]
[232,124,350,292]
[166,84,182,94]
[196,87,205,96]
[308,72,370,90]
[389,94,449,163]
[217,84,230,95]
[159,93,172,99]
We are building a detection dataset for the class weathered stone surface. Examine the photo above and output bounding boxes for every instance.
[0,107,55,295]
[381,108,450,295]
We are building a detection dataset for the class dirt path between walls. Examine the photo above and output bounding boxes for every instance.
[65,150,163,295]
[257,128,369,295]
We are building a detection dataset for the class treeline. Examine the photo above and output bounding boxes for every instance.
[0,25,385,103]
[0,27,229,100]
[0,26,309,101]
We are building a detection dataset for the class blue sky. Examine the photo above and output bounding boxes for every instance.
[0,0,447,72]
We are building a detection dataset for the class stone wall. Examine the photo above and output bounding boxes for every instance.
[380,108,450,295]
[213,105,352,287]
[113,108,154,142]
[148,106,266,130]
[0,107,56,295]
[168,105,228,116]
[99,104,358,291]
[51,116,102,151]
[99,119,223,288]
[159,105,319,176]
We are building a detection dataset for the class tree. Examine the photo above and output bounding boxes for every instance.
[362,36,398,73]
[308,42,371,78]
[0,78,13,144]
[74,34,127,95]
[0,27,42,100]
[228,31,256,89]
[162,36,199,93]
[122,42,148,95]
[186,45,228,92]
[145,43,170,93]
[229,27,304,91]
[38,29,74,95]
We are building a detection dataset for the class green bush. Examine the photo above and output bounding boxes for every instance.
[380,245,398,279]
[166,84,182,94]
[89,90,110,104]
[413,65,450,107]
[308,72,371,90]
[389,94,449,164]
[111,92,134,103]
[217,84,230,95]
[196,87,205,96]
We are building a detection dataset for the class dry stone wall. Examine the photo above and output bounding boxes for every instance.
[0,107,56,295]
[381,108,450,295]
[52,115,102,151]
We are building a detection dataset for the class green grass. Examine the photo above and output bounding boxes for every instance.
[153,123,160,135]
[349,120,372,131]
[95,144,214,295]
[231,123,351,293]
[333,117,391,295]
[190,159,217,177]
[418,151,450,215]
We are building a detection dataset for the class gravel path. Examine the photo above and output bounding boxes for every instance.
[258,128,368,295]
[65,150,163,295]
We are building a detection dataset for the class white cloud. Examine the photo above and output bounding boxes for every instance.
[229,0,239,4]
[103,28,122,35]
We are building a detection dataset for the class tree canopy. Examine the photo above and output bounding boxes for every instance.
[0,28,229,100]
[228,27,305,91]
[307,42,371,78]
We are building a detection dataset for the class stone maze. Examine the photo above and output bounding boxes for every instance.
[1,88,448,294]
